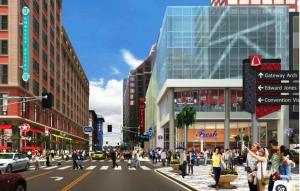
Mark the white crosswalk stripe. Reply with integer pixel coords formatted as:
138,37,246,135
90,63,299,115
86,166,96,170
140,166,151,170
44,166,58,170
100,166,109,170
128,167,136,171
114,166,122,170
57,165,72,170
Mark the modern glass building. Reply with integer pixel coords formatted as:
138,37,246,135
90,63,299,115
145,6,290,150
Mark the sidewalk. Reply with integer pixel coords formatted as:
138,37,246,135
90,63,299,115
156,165,300,191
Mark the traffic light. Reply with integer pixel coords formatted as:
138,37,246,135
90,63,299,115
242,59,256,113
42,92,53,108
107,125,112,132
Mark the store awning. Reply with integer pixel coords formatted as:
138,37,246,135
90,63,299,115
29,129,42,134
51,134,73,141
0,146,11,150
0,125,12,130
22,146,43,150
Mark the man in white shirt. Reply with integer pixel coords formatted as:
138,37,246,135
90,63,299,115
246,143,260,191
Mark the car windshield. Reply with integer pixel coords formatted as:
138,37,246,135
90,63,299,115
0,154,14,159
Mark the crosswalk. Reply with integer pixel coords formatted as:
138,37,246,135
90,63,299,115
29,165,152,172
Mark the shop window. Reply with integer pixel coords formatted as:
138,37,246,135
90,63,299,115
33,80,39,96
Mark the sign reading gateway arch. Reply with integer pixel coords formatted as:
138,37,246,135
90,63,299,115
22,6,30,82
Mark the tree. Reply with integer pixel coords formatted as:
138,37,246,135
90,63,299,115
243,135,250,147
40,134,50,150
234,135,241,148
175,106,196,148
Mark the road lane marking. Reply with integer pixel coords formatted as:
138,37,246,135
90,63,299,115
44,166,58,170
154,170,192,191
26,171,53,181
50,176,64,181
100,166,109,170
140,166,151,170
86,165,96,170
100,160,104,162
92,160,97,162
60,171,91,191
114,166,122,170
57,165,72,170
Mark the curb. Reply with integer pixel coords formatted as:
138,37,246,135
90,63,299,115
155,169,198,191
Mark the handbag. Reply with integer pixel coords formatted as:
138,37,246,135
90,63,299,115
260,161,269,185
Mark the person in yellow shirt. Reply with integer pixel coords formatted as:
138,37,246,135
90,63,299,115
211,147,225,190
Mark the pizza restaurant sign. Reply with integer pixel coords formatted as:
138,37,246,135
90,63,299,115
196,129,218,138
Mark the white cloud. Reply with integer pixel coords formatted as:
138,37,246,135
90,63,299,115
111,66,121,74
121,49,143,69
89,78,123,145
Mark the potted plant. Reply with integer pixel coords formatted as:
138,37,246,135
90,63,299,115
210,167,238,189
170,160,180,171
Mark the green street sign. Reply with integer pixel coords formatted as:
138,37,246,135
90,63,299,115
22,6,30,82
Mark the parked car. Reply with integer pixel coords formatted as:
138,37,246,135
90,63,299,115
91,151,105,160
0,153,30,173
0,171,27,191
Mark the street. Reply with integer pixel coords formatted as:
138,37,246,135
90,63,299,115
19,160,189,191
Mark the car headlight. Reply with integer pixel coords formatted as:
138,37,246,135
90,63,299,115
0,163,5,166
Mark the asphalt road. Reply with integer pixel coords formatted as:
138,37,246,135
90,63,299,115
18,160,189,191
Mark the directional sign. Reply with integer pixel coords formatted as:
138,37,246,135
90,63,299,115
50,177,64,181
257,96,299,105
256,84,299,93
22,6,30,82
256,71,299,80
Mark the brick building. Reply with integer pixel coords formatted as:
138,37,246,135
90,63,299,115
123,45,156,148
0,0,89,152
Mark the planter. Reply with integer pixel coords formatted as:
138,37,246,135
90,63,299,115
170,164,180,172
210,173,238,189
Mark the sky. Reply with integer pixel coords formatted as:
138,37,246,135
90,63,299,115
62,0,209,145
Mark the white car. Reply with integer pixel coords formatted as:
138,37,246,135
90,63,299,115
0,153,30,173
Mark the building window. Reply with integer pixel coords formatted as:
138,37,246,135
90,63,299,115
130,82,135,87
50,28,54,40
130,94,134,99
130,88,135,93
50,113,53,127
42,70,47,82
34,104,37,121
43,0,48,12
129,76,135,81
0,93,8,115
0,40,8,55
33,59,39,73
0,0,7,5
33,38,39,55
50,44,54,57
50,12,54,24
33,79,39,96
33,0,39,14
130,100,134,105
50,78,54,88
42,51,47,66
0,15,8,30
0,64,8,84
42,33,48,46
42,15,47,29
33,17,39,35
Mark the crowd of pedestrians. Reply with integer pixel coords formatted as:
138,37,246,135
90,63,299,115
146,138,297,191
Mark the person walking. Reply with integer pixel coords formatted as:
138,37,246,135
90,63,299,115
187,150,195,175
111,149,119,169
34,151,40,170
212,147,224,190
46,150,50,167
246,146,269,191
179,149,187,178
72,151,79,170
246,143,260,191
161,149,167,167
268,139,280,191
203,148,209,166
